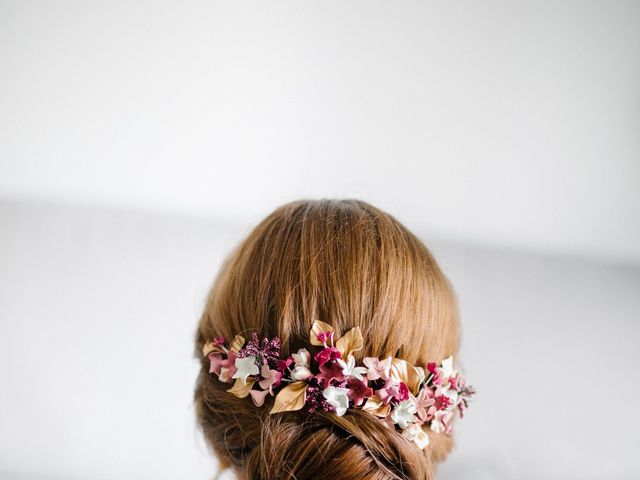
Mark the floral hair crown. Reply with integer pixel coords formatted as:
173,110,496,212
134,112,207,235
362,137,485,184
202,320,475,450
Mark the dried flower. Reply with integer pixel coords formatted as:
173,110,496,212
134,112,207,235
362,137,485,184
205,325,475,451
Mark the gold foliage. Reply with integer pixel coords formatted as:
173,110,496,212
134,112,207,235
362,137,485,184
335,326,364,358
228,378,255,398
269,381,308,414
229,335,246,352
389,358,422,394
309,320,335,346
362,394,391,417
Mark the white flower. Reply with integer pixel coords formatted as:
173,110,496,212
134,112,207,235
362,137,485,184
402,423,430,449
437,356,457,382
291,364,312,380
429,410,454,434
390,399,418,429
290,348,312,380
292,348,311,368
322,386,351,416
232,356,259,384
434,356,459,406
336,354,368,381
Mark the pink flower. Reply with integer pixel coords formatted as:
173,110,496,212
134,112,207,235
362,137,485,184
363,356,392,381
314,346,341,367
258,364,282,393
412,386,436,422
447,373,463,391
213,336,226,347
208,350,238,383
377,378,409,405
346,377,373,407
249,388,272,407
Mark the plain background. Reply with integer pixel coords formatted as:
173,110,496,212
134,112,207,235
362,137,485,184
1,1,639,479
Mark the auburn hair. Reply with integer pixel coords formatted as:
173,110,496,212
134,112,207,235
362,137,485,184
194,199,461,479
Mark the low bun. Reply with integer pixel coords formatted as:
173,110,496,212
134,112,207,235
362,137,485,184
243,409,432,480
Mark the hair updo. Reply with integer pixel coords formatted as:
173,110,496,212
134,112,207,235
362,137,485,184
194,199,461,479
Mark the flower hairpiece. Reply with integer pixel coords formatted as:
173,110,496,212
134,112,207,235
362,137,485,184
202,320,475,450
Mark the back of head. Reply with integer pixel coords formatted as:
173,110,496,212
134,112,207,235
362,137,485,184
194,199,461,479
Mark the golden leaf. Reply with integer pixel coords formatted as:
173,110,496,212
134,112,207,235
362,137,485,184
202,340,224,357
269,381,308,414
229,335,246,352
389,358,422,394
227,378,255,398
335,326,364,358
309,320,335,346
362,394,391,417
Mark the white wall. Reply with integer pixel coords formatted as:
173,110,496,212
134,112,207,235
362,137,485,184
0,199,638,480
1,1,639,265
1,1,639,479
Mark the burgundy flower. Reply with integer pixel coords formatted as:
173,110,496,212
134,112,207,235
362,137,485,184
346,377,374,406
427,362,443,387
277,357,294,373
314,346,341,367
434,393,453,410
316,360,345,388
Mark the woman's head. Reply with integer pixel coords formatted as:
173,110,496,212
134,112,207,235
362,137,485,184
194,199,461,479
